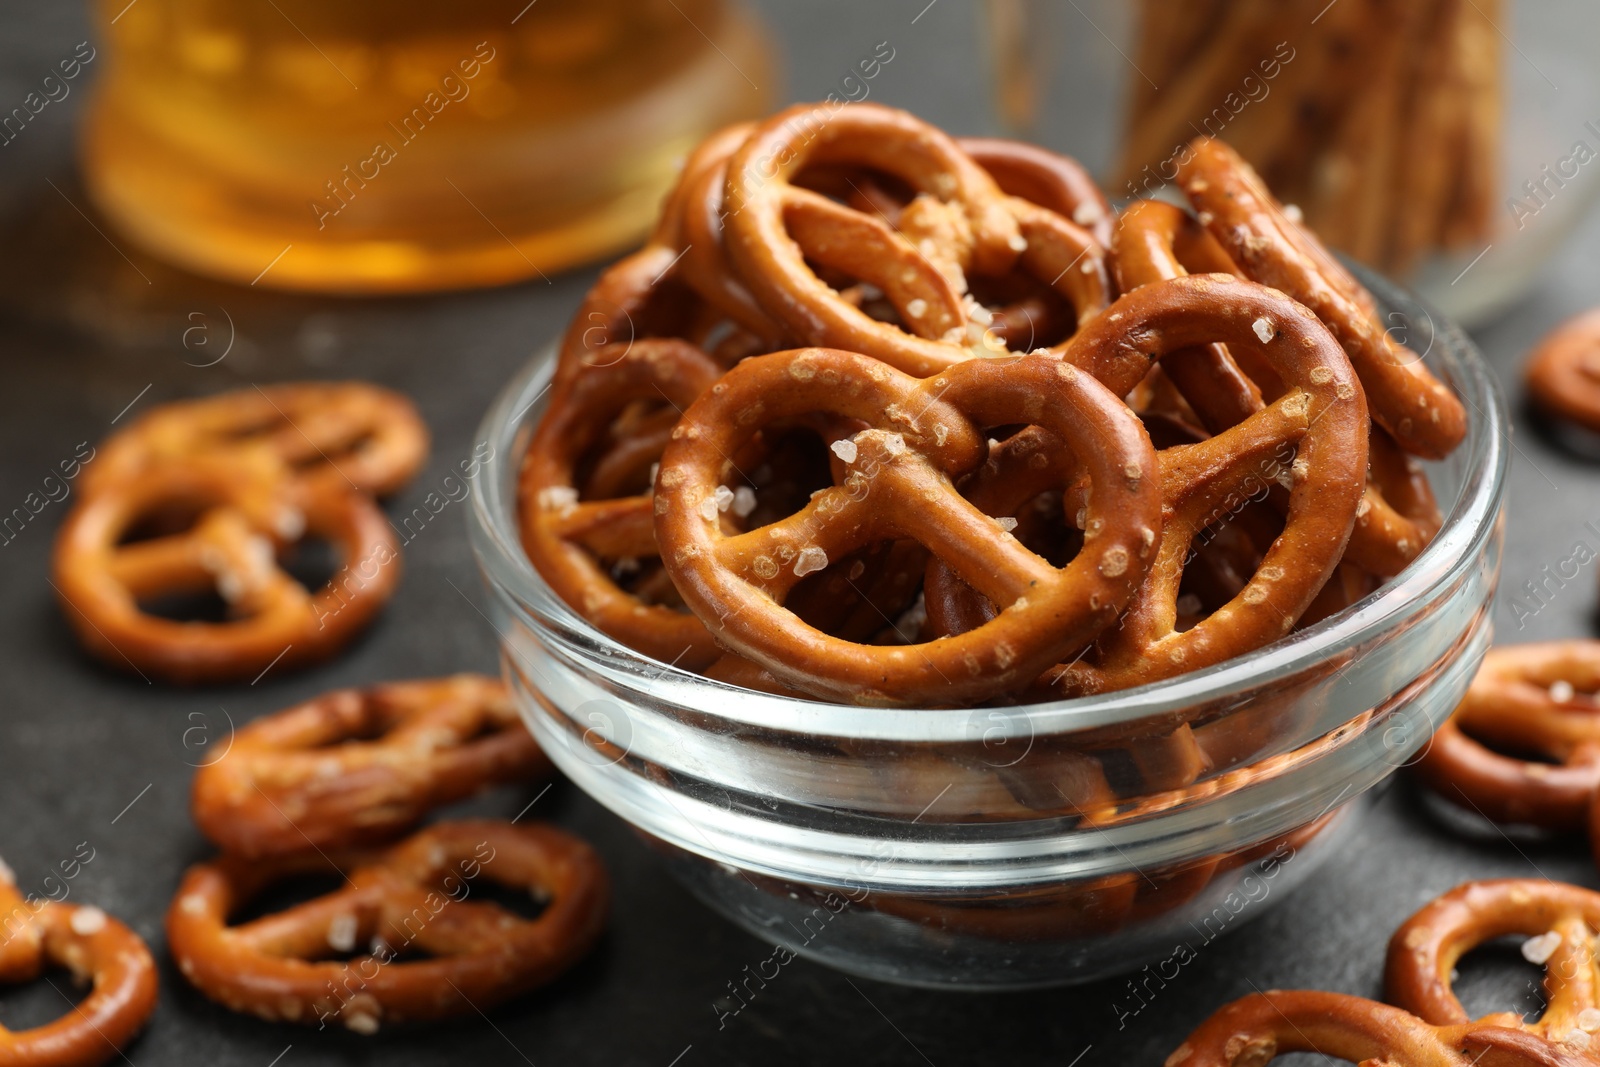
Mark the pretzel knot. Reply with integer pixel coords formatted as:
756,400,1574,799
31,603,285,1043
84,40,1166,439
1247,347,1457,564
0,873,158,1067
86,382,429,500
652,346,1162,706
1525,309,1600,435
1388,879,1600,1052
1036,274,1368,694
52,456,400,684
1167,989,1590,1067
723,103,1110,376
166,820,608,1033
192,675,550,858
1112,200,1441,580
521,338,727,668
1413,642,1600,830
1177,137,1467,460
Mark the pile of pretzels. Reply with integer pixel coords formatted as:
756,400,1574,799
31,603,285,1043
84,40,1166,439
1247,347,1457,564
519,102,1465,708
168,674,606,1035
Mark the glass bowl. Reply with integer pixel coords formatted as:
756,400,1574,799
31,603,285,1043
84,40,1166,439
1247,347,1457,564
468,269,1507,988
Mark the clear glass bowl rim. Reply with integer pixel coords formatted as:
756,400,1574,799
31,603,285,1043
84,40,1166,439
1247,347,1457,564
469,266,1508,743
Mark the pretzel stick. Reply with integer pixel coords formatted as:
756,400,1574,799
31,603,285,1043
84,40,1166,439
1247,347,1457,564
1443,0,1502,249
1220,0,1390,204
1388,0,1469,272
1303,0,1432,264
1123,0,1231,129
1111,0,1279,189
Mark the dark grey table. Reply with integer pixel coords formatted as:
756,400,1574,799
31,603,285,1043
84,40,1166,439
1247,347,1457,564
3,2,1599,1064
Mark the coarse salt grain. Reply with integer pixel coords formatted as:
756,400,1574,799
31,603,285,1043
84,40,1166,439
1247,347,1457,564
883,433,907,456
1578,1008,1600,1032
906,298,928,319
1252,317,1277,343
277,509,306,541
70,907,107,936
1523,930,1562,964
714,485,736,512
1073,203,1103,226
1283,203,1304,223
831,439,858,463
732,486,757,518
996,516,1019,532
327,913,358,953
793,546,829,578
539,486,579,512
699,497,719,521
1007,233,1028,252
1551,680,1577,703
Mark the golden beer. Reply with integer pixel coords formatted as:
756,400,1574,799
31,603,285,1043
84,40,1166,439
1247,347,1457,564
82,0,771,291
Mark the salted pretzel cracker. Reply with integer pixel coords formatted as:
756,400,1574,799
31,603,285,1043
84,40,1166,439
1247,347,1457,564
166,820,607,1032
192,675,550,857
653,346,1162,706
0,869,158,1067
1047,274,1369,694
1177,137,1467,460
1413,642,1600,830
1525,309,1600,435
725,104,1117,376
1114,199,1442,579
1167,989,1586,1067
86,382,429,500
53,455,399,684
1388,879,1600,1052
521,339,726,669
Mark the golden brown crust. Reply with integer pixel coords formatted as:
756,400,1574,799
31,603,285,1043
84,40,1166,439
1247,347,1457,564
166,820,608,1032
52,455,400,685
520,339,726,668
653,347,1162,706
1413,642,1600,830
1177,137,1466,459
1169,989,1591,1067
1388,879,1600,1047
85,382,429,500
0,873,159,1067
192,675,550,857
1049,274,1368,695
1525,310,1600,435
